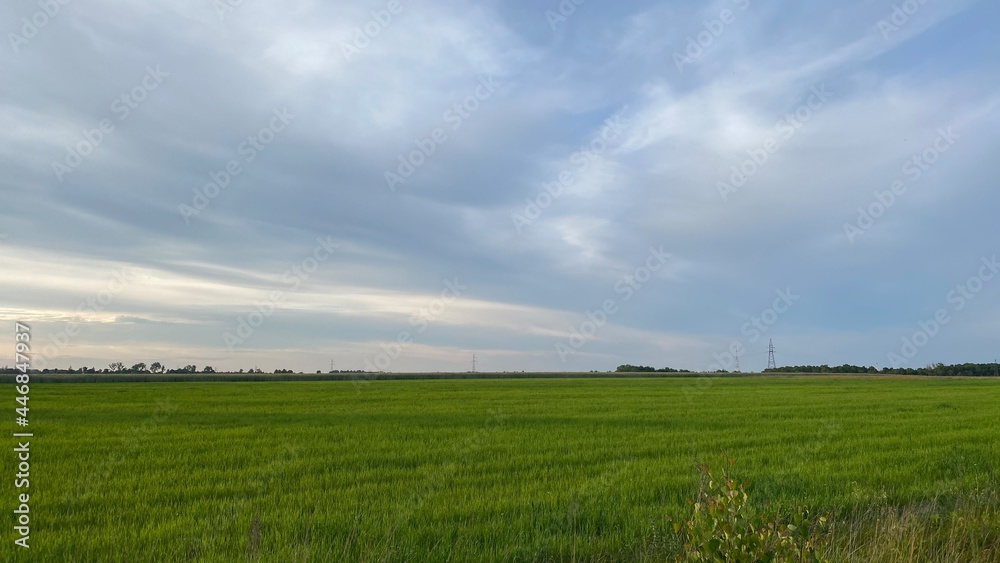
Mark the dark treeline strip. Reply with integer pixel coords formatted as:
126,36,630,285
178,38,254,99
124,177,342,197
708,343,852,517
764,362,1000,376
0,371,744,383
615,364,691,373
3,363,997,383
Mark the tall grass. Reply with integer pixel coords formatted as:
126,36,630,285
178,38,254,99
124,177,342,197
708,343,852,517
825,488,1000,562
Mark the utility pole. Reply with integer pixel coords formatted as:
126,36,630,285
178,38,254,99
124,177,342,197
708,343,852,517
766,340,776,371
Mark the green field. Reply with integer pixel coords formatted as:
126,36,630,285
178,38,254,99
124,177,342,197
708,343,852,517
5,376,1000,561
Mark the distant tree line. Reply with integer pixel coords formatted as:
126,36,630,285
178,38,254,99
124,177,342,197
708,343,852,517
616,365,692,373
764,362,1000,377
0,365,374,375
612,362,1000,376
4,362,997,377
0,362,217,374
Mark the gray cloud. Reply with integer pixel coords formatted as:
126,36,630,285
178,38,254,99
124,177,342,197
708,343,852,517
2,0,999,372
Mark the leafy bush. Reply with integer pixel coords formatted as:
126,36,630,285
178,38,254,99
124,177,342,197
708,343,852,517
673,457,830,562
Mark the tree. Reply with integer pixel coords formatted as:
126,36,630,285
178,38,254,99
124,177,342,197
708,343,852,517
202,366,215,373
183,365,197,373
150,362,163,374
130,362,147,373
109,362,125,372
616,364,655,372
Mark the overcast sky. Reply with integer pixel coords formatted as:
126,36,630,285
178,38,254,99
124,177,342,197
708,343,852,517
2,0,998,373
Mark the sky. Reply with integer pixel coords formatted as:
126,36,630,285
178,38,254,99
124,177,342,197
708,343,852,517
2,0,998,373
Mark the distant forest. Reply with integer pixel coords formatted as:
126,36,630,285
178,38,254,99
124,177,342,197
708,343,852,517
2,362,997,377
617,363,1000,376
764,363,1000,376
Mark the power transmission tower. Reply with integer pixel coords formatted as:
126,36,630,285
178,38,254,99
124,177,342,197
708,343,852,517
472,354,478,372
766,340,776,371
734,352,741,373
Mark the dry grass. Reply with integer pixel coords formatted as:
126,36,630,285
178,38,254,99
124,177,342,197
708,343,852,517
825,489,1000,562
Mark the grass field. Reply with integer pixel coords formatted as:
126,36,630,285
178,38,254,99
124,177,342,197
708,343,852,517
4,376,1000,561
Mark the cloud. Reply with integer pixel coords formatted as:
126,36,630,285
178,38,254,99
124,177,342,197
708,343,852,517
2,0,998,371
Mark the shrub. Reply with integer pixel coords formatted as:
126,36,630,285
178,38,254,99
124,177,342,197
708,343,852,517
673,457,830,562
